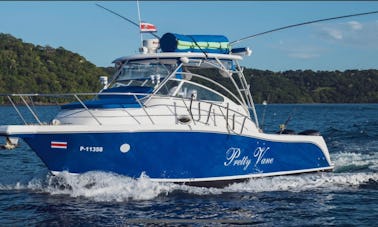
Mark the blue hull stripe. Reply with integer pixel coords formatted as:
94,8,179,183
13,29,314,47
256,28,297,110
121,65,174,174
21,131,331,180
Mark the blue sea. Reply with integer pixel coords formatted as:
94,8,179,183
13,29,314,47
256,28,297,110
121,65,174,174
0,104,377,226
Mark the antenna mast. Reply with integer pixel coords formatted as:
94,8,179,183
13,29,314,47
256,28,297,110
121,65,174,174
136,0,143,47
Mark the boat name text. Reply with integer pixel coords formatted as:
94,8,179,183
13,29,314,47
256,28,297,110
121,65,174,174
254,146,273,165
224,148,251,171
79,146,103,153
224,146,274,170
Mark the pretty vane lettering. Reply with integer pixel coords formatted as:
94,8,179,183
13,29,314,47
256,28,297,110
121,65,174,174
254,146,274,166
224,148,251,171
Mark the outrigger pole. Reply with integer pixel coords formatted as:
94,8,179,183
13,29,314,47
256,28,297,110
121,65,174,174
95,3,160,39
231,10,378,45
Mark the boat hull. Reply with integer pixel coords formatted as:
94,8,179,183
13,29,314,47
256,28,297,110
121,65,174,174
11,129,333,186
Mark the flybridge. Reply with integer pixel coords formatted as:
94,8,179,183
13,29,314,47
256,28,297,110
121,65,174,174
138,32,252,57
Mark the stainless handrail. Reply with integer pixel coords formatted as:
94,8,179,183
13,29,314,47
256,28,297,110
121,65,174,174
1,92,252,134
19,95,42,125
133,94,154,125
7,96,27,125
73,94,102,126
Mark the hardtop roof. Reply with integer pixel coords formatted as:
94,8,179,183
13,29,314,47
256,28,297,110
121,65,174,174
112,52,243,64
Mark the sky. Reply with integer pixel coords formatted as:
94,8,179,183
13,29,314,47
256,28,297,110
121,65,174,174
0,1,377,71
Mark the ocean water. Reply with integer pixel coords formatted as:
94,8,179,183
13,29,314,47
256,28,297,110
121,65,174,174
0,104,377,226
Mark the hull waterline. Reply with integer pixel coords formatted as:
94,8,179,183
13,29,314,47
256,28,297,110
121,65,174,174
2,125,333,187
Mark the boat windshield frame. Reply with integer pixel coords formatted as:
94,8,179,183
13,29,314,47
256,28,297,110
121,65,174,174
107,60,177,89
111,52,259,127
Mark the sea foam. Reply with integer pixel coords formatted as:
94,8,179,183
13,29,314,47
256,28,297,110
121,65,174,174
0,151,376,202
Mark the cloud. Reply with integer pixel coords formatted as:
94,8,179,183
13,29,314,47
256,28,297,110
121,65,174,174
315,20,378,49
269,20,377,61
288,52,320,59
323,28,343,40
274,41,323,60
347,21,363,30
286,45,323,59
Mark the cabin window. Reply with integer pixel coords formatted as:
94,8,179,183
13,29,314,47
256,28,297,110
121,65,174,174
156,80,181,96
175,82,224,102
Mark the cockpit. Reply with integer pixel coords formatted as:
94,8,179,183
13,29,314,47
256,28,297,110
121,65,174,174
109,61,175,89
106,59,225,103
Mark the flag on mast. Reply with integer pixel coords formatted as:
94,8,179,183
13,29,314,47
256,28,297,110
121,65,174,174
140,22,157,33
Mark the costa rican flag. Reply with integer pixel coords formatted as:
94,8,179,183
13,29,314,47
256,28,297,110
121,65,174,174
140,22,157,33
51,141,67,149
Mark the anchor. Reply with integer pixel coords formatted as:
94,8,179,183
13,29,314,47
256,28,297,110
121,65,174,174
1,137,19,150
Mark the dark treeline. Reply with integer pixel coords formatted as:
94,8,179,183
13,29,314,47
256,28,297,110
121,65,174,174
1,33,377,104
245,69,378,103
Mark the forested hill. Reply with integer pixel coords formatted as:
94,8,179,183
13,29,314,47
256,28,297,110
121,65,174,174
0,33,105,94
1,33,378,103
245,69,378,103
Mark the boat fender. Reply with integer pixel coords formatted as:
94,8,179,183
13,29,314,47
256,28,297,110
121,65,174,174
180,57,189,64
51,119,61,125
298,129,321,136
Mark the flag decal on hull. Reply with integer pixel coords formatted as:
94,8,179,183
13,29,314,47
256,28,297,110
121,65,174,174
51,141,67,149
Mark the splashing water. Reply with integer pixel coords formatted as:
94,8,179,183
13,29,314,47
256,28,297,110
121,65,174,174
0,133,377,202
1,168,376,203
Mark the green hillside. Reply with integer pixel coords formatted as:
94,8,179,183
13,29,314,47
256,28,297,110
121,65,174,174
246,69,378,103
1,33,377,103
0,33,106,95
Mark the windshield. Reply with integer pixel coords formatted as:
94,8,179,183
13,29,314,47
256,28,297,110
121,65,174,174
110,61,176,88
157,79,224,102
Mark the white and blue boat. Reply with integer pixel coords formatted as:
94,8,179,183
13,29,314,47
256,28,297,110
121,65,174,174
0,32,333,187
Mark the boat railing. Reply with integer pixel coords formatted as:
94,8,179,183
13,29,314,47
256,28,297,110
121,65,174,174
183,94,250,134
1,92,252,135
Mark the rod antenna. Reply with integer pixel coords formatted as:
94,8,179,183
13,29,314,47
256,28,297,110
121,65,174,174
136,0,143,47
230,10,378,46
